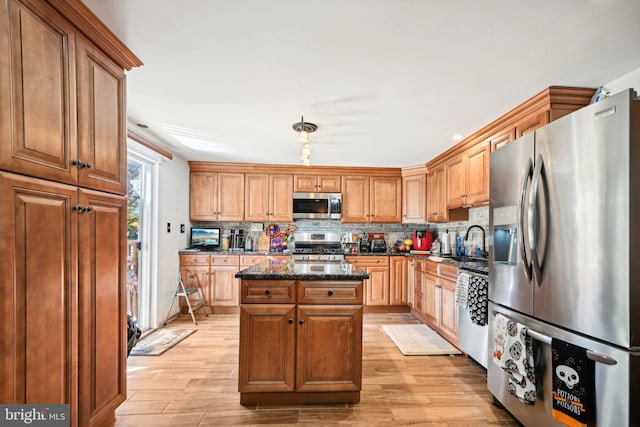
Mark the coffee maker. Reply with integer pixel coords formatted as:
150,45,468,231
412,230,432,251
230,229,244,251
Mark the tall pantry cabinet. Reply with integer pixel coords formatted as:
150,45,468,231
0,1,141,426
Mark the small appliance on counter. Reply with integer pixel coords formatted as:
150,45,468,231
230,228,244,251
412,230,432,251
367,232,387,253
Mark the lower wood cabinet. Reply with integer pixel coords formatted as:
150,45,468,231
179,254,240,309
238,279,363,404
390,256,407,305
0,172,127,427
412,258,459,346
345,256,389,306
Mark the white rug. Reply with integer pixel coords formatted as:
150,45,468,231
381,324,461,356
130,328,196,356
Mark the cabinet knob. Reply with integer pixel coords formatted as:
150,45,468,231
327,290,334,296
71,159,82,167
299,319,304,325
288,319,293,324
82,162,92,169
265,289,271,295
72,205,82,211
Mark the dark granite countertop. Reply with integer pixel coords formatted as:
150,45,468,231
235,260,369,280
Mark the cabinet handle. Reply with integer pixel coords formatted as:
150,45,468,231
83,206,92,213
82,162,92,169
299,319,304,325
265,289,271,295
288,319,293,324
72,204,83,212
327,290,334,296
71,159,82,167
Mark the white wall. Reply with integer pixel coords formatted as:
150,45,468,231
153,153,191,327
605,66,640,95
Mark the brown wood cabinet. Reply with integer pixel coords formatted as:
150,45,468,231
0,2,139,425
412,259,459,345
179,254,240,309
446,142,490,209
402,170,427,223
244,173,293,222
293,174,341,192
190,171,244,221
427,165,449,222
346,256,389,306
238,279,363,404
406,257,415,308
390,256,407,305
342,175,402,223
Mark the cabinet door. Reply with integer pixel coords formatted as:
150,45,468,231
244,173,269,221
489,128,516,152
317,174,341,192
434,166,448,222
426,170,437,222
389,257,406,305
341,176,369,223
365,266,390,306
516,110,548,138
239,304,296,392
0,172,78,406
211,266,240,306
293,174,317,192
296,305,362,392
217,172,244,221
422,273,439,325
269,174,293,222
370,176,402,223
1,0,78,186
446,156,465,209
76,35,126,194
465,143,489,205
439,278,458,344
406,258,415,307
190,172,217,220
402,174,426,223
77,188,127,427
180,265,210,306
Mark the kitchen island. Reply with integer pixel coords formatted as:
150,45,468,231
235,259,369,405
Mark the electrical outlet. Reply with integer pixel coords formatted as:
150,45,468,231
167,222,171,233
180,224,185,233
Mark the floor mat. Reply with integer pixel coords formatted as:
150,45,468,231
381,324,461,356
130,328,196,356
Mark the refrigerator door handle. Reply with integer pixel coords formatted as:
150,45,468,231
528,154,544,287
518,157,533,283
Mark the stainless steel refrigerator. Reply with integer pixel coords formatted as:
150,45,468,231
488,89,640,426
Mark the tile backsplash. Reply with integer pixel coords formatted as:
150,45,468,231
192,205,489,253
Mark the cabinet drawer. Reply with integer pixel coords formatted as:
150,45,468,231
439,264,458,281
297,281,363,304
345,256,389,267
212,255,240,266
240,255,266,266
424,260,438,275
180,254,210,266
241,280,296,303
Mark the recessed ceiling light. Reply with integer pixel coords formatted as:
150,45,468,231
452,134,464,141
136,123,149,129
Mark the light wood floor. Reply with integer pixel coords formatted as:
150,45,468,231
116,313,519,426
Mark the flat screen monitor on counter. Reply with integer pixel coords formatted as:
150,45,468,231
190,227,220,249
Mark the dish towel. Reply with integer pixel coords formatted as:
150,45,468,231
455,272,470,307
551,338,594,427
467,274,488,326
492,313,537,405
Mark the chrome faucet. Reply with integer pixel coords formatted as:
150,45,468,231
465,225,486,257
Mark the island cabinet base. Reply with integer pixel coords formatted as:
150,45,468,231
240,391,360,405
237,276,365,405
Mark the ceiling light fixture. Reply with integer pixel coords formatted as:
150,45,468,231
292,116,317,166
452,133,464,141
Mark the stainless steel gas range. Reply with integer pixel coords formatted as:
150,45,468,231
291,231,344,261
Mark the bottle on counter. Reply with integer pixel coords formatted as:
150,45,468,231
221,235,230,251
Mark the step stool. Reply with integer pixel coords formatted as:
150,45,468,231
164,269,209,325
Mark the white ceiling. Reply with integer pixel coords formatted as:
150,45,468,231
84,0,640,168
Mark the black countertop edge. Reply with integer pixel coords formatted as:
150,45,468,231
235,272,370,280
235,260,370,280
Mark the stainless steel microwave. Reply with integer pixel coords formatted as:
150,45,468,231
292,192,342,220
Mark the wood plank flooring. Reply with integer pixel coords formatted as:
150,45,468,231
116,313,519,426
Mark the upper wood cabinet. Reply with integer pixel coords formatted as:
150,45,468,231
190,171,244,221
245,173,293,222
342,175,402,223
402,171,427,223
293,174,341,192
0,0,129,195
446,142,490,209
427,165,448,222
490,110,549,152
